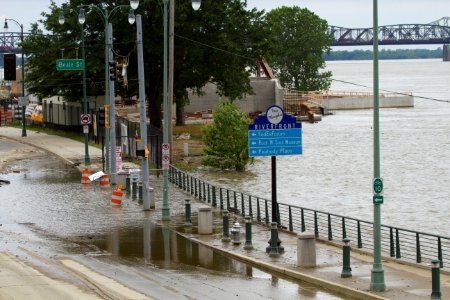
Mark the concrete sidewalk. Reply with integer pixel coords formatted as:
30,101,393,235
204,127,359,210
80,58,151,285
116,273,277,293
1,125,449,299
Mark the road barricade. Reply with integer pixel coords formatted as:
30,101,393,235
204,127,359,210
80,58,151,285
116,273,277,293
81,169,91,185
100,174,110,189
111,186,124,205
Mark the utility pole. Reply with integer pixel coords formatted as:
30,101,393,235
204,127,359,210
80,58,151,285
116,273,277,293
136,14,151,209
108,23,117,185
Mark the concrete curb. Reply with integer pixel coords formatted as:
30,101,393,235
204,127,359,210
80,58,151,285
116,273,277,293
177,232,387,300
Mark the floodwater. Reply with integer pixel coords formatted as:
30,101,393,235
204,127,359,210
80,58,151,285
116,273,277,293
193,59,450,236
0,153,342,299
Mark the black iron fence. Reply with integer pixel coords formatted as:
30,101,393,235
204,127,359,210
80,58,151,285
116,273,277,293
169,165,450,270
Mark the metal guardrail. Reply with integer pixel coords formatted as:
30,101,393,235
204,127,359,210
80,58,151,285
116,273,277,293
169,165,450,270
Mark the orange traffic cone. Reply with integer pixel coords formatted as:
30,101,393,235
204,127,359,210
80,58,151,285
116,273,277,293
111,185,124,205
81,169,91,185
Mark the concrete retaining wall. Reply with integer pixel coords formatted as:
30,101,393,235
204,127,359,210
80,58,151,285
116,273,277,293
322,95,414,110
185,78,280,114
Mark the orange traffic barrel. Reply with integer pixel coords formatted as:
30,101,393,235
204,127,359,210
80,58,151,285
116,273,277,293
100,174,110,189
81,169,91,185
111,185,123,205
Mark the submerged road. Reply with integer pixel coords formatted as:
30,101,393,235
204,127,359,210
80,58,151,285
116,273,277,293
0,134,340,299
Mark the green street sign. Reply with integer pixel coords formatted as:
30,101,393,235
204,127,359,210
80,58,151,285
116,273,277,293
56,59,84,71
373,195,384,204
373,177,383,194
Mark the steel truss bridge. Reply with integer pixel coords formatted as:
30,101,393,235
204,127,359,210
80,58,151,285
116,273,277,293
0,32,31,53
329,17,450,46
2,18,450,52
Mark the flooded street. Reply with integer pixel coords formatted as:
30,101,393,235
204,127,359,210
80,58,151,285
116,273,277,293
0,148,342,299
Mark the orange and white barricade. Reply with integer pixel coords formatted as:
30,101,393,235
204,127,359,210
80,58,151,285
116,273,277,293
81,169,91,185
100,174,110,189
111,185,124,205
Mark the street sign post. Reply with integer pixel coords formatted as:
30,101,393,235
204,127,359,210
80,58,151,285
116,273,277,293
56,59,84,71
248,105,302,256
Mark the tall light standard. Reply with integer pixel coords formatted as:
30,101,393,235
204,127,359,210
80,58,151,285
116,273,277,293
370,0,386,292
4,18,26,137
59,1,136,184
163,0,201,221
58,11,90,166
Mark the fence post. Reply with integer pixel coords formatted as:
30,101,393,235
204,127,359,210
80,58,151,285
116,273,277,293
203,182,206,201
265,200,269,224
212,186,217,207
194,178,197,197
396,228,401,259
233,191,237,210
357,220,362,248
438,237,443,268
220,188,224,210
342,217,346,239
226,190,230,209
416,233,422,263
248,196,253,217
191,177,194,195
241,193,245,216
288,206,293,232
183,173,186,191
277,203,281,226
207,184,211,203
327,214,332,241
187,174,190,193
390,227,395,257
257,198,261,222
301,208,305,232
314,211,319,238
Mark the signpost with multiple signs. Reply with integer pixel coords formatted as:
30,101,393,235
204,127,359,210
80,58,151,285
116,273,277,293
248,105,302,255
162,143,170,170
373,177,384,204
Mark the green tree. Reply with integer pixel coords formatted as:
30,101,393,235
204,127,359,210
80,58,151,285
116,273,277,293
265,6,332,91
202,101,250,171
22,0,266,128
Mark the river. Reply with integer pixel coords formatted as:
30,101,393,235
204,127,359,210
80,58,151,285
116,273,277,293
194,59,450,236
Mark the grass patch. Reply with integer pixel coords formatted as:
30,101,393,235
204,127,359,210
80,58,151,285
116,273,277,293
173,124,205,140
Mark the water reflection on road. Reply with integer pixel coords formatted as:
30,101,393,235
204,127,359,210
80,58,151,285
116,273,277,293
0,152,342,299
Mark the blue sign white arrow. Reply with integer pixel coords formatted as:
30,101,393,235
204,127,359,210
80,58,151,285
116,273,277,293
248,105,302,157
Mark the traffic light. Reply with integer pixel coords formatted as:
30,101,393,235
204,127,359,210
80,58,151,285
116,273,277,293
4,54,17,81
109,61,116,81
116,61,124,86
98,107,105,127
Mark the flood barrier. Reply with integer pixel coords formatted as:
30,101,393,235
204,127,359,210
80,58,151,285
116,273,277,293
169,165,450,271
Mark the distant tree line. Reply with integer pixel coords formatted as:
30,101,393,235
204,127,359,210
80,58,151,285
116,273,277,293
324,48,442,61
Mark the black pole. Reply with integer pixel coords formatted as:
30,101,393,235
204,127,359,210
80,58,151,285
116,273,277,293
271,155,277,223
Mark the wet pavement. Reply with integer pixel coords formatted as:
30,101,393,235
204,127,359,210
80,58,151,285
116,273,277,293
1,126,450,299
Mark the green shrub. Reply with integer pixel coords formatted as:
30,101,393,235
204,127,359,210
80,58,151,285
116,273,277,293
202,102,251,171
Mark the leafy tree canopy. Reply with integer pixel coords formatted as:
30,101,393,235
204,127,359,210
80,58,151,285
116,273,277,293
202,101,251,171
22,0,267,128
265,6,332,91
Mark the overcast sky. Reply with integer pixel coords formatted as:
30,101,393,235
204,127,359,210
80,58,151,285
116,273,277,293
1,0,449,32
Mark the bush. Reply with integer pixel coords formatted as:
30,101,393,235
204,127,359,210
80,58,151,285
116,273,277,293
202,102,251,171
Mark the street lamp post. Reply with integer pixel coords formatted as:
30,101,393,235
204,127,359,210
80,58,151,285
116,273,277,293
370,0,386,292
163,0,201,221
59,13,90,166
4,18,26,137
59,1,136,184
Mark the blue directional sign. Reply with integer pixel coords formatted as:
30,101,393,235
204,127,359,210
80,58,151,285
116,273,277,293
248,105,302,157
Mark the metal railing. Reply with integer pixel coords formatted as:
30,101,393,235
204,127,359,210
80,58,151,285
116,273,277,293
169,165,450,270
